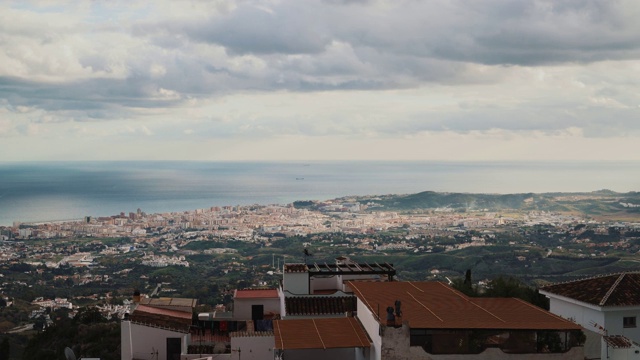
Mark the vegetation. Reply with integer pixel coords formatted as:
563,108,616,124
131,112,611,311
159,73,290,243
22,308,120,360
1,189,640,358
355,190,640,219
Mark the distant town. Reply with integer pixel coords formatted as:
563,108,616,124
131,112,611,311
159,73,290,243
1,190,640,359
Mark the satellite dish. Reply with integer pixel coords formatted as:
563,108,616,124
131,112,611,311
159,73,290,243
64,347,77,360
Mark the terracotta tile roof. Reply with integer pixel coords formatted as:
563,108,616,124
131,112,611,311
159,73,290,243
348,281,580,331
603,335,637,349
230,331,273,338
133,304,193,320
540,272,640,307
235,289,279,299
274,317,370,350
285,296,356,316
284,264,308,273
129,304,193,331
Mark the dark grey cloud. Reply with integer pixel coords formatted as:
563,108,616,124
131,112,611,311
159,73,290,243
0,76,180,118
140,0,640,92
333,0,640,65
178,4,332,55
3,0,640,140
15,1,640,99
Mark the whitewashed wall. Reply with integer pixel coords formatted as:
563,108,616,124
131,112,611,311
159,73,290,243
605,342,640,360
356,298,382,360
230,334,275,360
546,296,604,330
309,275,339,293
234,298,281,320
121,321,189,360
604,307,640,342
283,272,309,295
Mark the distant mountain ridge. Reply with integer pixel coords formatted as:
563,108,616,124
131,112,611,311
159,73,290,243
345,190,640,216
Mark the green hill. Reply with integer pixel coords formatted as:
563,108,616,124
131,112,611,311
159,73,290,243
358,190,640,218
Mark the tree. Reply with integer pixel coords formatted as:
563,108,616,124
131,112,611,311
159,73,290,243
451,269,477,296
75,307,105,325
23,311,120,360
485,276,549,309
33,316,46,332
464,269,472,286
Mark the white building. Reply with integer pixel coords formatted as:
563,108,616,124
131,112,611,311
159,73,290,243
232,289,281,324
281,257,396,296
121,297,196,360
122,258,586,360
540,272,640,360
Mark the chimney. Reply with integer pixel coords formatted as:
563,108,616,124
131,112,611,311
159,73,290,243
386,306,395,326
395,300,402,318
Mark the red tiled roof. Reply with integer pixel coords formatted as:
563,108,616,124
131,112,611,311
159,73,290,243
285,296,356,316
130,304,193,331
348,281,580,330
133,304,192,320
603,335,636,349
540,272,640,307
274,317,370,350
235,289,279,299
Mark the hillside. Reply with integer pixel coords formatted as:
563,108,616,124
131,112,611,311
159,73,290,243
354,190,640,218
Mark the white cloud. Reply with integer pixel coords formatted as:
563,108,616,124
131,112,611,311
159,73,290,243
0,0,639,161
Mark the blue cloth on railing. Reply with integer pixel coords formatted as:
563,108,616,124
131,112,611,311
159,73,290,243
255,319,273,331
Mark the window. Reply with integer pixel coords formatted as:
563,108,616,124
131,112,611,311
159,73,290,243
410,329,428,346
624,316,636,328
410,329,435,353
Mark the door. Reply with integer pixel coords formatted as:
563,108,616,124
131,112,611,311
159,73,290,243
251,304,264,331
166,338,181,360
251,304,264,320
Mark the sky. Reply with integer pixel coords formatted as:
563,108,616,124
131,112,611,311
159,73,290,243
1,0,639,162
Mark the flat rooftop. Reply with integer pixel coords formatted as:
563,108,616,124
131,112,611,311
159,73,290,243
139,297,197,308
308,261,395,276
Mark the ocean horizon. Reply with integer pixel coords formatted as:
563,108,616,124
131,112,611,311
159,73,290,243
1,160,639,226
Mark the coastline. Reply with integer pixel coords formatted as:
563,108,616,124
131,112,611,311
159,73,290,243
1,160,639,226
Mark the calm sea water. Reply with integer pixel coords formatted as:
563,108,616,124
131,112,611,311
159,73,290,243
0,161,638,226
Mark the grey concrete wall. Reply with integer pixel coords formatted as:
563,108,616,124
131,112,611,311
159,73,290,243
279,348,356,360
422,347,584,360
378,323,584,360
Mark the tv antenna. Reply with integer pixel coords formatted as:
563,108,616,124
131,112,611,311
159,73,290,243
64,347,77,360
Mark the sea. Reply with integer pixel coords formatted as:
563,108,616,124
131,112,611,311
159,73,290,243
0,161,639,226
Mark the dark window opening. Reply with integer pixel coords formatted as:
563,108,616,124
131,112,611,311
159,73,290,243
408,329,582,355
624,317,636,328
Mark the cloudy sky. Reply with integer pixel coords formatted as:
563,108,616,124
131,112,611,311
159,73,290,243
1,0,639,161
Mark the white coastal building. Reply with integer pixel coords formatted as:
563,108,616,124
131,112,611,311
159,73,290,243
540,272,640,360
